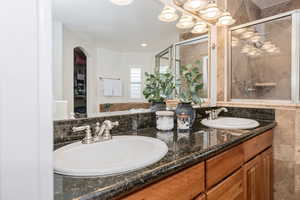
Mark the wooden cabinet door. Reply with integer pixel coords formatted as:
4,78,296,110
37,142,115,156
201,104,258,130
206,145,244,189
243,148,273,200
261,148,273,200
121,162,205,200
207,169,244,200
194,194,206,200
243,155,263,200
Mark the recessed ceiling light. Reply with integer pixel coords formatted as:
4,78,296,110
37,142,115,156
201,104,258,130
110,0,134,6
141,43,148,47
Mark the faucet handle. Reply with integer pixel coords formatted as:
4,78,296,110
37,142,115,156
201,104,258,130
205,110,214,120
205,110,212,114
72,125,93,144
112,121,119,127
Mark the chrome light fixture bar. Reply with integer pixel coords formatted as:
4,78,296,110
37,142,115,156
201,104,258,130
158,0,236,34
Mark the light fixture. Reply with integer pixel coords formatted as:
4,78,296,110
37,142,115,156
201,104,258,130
231,37,239,47
241,29,255,39
217,11,236,26
110,0,134,6
184,0,208,11
250,33,261,43
141,43,148,47
200,1,222,20
191,21,208,34
176,14,195,29
158,6,179,22
157,0,236,32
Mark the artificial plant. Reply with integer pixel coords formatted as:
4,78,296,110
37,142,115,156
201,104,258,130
143,71,175,103
179,60,204,105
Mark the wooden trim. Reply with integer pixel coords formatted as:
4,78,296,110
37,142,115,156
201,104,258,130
207,169,244,200
121,162,205,200
243,130,273,162
261,148,273,200
195,194,206,200
206,144,244,189
99,102,150,112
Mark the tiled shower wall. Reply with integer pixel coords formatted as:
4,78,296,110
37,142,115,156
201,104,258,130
217,0,300,199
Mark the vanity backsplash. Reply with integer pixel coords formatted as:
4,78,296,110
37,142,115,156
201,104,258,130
53,107,275,148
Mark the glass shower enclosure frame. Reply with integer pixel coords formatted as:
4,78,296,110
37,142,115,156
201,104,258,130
155,34,213,103
227,10,300,104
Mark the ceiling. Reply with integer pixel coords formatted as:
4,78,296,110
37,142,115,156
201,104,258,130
251,0,291,9
53,0,180,52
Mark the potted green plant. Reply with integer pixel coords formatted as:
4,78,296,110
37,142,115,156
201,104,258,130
176,60,204,125
143,71,175,111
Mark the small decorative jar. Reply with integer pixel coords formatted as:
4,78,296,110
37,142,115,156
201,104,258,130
177,113,191,131
156,111,174,131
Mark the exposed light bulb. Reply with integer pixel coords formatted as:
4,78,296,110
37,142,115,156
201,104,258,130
110,0,134,6
241,29,255,39
176,14,195,29
141,43,148,47
200,2,221,20
184,0,208,11
191,21,208,34
158,6,179,22
217,12,236,26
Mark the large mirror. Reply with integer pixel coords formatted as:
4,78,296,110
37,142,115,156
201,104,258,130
52,0,210,120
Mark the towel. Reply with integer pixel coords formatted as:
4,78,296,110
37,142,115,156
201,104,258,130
103,79,113,96
112,80,122,96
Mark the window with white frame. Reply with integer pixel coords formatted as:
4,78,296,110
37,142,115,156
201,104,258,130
130,67,142,98
159,65,169,74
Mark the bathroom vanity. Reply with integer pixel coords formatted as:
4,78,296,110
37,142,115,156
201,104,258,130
121,130,273,200
54,107,275,200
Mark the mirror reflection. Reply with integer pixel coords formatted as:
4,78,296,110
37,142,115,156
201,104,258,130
52,0,210,120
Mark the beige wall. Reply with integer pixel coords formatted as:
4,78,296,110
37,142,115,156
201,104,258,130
217,0,300,199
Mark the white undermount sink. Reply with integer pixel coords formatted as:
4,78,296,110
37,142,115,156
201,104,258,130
201,117,259,130
54,136,168,177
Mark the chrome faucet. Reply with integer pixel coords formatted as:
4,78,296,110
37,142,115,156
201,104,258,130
72,120,119,144
205,107,228,120
72,125,94,144
214,107,228,118
94,120,119,142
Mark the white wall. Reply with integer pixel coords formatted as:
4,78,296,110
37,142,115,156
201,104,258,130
52,21,64,100
54,26,157,115
0,0,53,199
62,27,98,114
97,48,155,104
53,24,175,115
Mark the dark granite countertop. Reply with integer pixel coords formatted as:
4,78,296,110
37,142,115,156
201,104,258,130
54,120,276,200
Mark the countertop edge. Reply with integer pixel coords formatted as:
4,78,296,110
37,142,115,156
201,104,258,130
74,122,276,200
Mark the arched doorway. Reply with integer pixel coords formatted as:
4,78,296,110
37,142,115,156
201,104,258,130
73,47,87,118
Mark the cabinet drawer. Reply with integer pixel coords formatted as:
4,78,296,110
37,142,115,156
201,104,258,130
207,168,244,200
243,130,273,162
206,145,244,189
121,162,205,200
